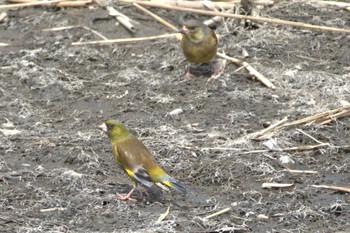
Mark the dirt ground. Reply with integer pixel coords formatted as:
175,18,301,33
1,0,350,232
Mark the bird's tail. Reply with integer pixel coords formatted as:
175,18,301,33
149,167,186,194
161,174,187,194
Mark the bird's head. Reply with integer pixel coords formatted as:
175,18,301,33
178,20,206,43
99,120,130,141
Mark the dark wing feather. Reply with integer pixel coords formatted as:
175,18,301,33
131,167,154,188
116,137,157,188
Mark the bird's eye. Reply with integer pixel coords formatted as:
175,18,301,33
107,124,114,130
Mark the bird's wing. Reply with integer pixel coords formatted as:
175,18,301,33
115,137,187,194
115,138,156,188
210,29,218,46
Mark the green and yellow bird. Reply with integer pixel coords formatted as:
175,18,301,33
178,19,218,77
99,120,186,201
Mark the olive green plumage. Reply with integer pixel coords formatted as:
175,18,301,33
99,120,186,200
179,19,218,64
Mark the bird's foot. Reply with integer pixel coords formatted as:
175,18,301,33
206,59,226,84
140,186,150,197
116,188,137,202
184,71,194,78
184,66,194,78
117,193,137,202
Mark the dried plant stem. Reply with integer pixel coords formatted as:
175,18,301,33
296,129,323,144
262,183,294,188
0,0,92,9
43,25,108,40
57,0,92,7
283,169,318,174
203,207,231,220
7,0,36,2
126,1,350,33
278,105,350,129
283,143,330,151
40,207,67,212
250,117,288,140
0,0,63,9
72,33,177,45
133,3,178,32
81,26,108,40
316,108,350,125
132,3,182,41
107,6,136,33
121,0,240,9
311,184,350,193
0,12,7,22
239,105,350,142
312,0,350,11
217,52,276,89
201,142,329,153
156,206,170,223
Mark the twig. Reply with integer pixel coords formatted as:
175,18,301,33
106,6,136,33
121,0,275,9
334,144,350,150
133,2,182,41
7,0,36,2
217,52,276,89
283,168,318,174
43,25,108,40
42,25,80,31
0,0,63,9
0,0,92,9
311,184,350,193
40,207,67,212
56,0,92,7
0,43,9,47
71,33,177,45
203,207,231,220
204,15,225,27
311,0,350,11
202,142,329,153
262,183,294,188
81,26,108,40
156,206,170,224
277,105,350,129
243,143,329,153
249,117,288,140
133,3,178,32
315,108,350,125
127,1,350,33
0,12,7,22
122,0,240,9
296,129,323,144
238,105,350,143
281,143,330,151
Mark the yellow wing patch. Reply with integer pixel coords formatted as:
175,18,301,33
162,181,172,187
124,168,134,178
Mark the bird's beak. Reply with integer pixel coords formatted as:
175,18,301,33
178,25,189,35
98,123,107,132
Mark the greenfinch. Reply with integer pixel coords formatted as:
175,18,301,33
178,19,218,77
99,120,186,201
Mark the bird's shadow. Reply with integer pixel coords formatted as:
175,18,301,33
188,62,213,77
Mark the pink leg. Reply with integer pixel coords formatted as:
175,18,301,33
139,186,149,197
184,65,194,78
206,60,226,84
117,188,137,202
